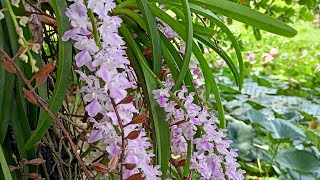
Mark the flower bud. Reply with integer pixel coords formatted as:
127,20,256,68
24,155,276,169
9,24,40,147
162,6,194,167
11,0,20,7
31,59,39,73
32,43,41,54
18,38,24,46
0,11,4,20
19,53,28,63
16,27,23,37
19,16,29,27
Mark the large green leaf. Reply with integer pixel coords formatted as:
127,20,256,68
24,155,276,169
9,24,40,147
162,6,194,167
276,149,320,173
189,0,297,37
288,170,318,180
227,118,254,157
306,130,320,151
24,0,73,150
246,109,306,141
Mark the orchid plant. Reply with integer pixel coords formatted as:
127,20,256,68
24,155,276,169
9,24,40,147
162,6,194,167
0,0,297,179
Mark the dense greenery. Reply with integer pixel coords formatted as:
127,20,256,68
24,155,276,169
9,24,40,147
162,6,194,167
209,17,320,179
0,0,319,179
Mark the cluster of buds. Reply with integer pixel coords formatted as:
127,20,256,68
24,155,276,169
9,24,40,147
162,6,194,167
1,0,40,72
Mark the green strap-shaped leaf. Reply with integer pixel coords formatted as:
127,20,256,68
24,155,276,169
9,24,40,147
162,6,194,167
120,25,170,180
148,1,244,89
0,3,37,176
24,0,72,150
161,40,180,79
0,137,20,179
172,0,193,92
159,33,200,104
0,11,15,144
189,4,244,90
189,0,297,37
194,34,240,86
148,4,226,128
0,145,12,180
114,8,200,104
10,99,35,175
147,0,297,37
137,0,162,77
178,21,214,37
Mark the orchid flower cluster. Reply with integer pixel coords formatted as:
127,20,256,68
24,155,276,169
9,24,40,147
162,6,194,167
156,10,245,180
63,0,161,179
153,83,245,180
63,0,244,179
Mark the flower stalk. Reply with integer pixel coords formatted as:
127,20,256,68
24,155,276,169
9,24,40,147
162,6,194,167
4,0,38,72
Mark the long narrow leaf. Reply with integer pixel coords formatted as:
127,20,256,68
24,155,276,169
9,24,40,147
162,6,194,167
161,40,180,79
137,0,162,76
120,25,170,180
146,0,297,37
189,0,297,37
194,34,240,86
0,137,20,179
115,9,200,104
148,4,226,128
172,0,193,92
24,0,73,150
0,145,13,180
0,12,15,143
189,4,244,89
159,33,200,104
146,1,244,89
0,4,36,176
10,100,35,175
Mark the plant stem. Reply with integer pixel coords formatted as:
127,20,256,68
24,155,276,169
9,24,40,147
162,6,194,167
110,96,125,180
1,51,92,180
4,0,35,71
87,9,102,48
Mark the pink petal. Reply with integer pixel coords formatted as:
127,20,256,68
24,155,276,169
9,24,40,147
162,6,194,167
109,87,127,99
85,100,102,117
75,49,91,67
96,68,111,83
88,129,103,143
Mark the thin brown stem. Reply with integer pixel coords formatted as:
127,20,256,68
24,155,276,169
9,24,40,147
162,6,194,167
109,96,125,180
1,52,92,180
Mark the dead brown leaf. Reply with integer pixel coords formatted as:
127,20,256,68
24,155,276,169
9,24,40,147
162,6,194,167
127,173,144,180
26,158,45,165
107,155,119,170
118,94,134,105
126,130,140,140
2,57,16,73
130,114,148,125
22,88,40,106
92,162,109,173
